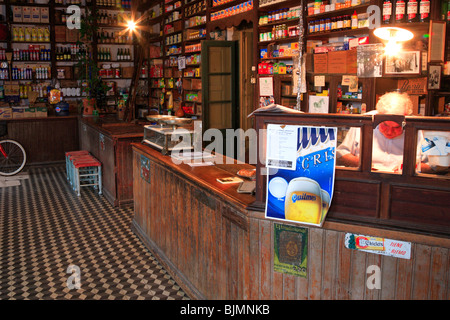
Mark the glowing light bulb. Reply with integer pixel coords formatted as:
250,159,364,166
127,20,136,32
384,41,402,56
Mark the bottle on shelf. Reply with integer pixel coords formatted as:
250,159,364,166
382,0,393,24
395,0,406,23
419,0,430,22
407,0,419,22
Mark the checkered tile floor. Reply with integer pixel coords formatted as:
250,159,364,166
0,165,189,300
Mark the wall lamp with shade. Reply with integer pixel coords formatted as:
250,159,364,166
373,26,414,56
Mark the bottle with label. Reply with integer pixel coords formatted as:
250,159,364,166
395,0,406,23
383,0,393,24
351,11,358,29
419,0,430,22
407,0,419,22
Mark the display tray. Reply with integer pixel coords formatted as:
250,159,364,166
143,124,194,155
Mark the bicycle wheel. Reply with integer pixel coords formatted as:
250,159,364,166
0,140,27,176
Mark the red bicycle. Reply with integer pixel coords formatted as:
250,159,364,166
0,123,26,176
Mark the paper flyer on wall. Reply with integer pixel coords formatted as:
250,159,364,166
265,124,337,227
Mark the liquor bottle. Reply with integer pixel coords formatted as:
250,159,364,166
117,48,122,61
419,0,430,22
395,0,406,23
383,0,393,24
407,0,419,22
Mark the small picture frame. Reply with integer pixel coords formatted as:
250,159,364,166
427,64,442,90
384,51,421,75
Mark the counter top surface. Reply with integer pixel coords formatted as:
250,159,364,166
132,142,257,210
80,115,145,138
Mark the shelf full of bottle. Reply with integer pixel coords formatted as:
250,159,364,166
11,46,51,62
96,9,133,27
97,47,133,61
96,0,132,10
96,29,133,44
0,65,51,81
11,26,51,43
55,44,83,61
381,0,432,24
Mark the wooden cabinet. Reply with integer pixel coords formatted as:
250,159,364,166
79,117,143,207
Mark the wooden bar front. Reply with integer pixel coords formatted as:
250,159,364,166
4,116,79,164
132,138,450,300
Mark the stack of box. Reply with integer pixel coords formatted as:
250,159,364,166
12,6,49,23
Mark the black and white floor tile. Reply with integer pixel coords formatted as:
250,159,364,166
0,164,189,300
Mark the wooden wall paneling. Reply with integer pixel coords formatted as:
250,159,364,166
395,247,414,299
308,228,324,300
429,247,449,300
411,244,432,299
336,232,351,299
322,230,339,299
259,219,272,299
248,218,260,299
380,255,398,300
364,251,381,300
349,249,367,299
241,210,251,300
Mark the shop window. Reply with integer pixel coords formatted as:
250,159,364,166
416,130,450,177
335,126,361,169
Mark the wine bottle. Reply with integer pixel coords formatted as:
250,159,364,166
383,0,393,24
395,0,406,23
407,0,419,22
419,0,430,22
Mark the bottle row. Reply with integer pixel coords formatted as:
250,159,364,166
309,11,365,34
96,10,132,25
13,47,51,61
258,7,302,25
307,0,366,16
260,24,300,41
56,45,83,61
2,66,52,80
12,27,51,43
96,30,133,44
98,48,132,61
96,0,131,9
55,0,84,5
382,0,431,24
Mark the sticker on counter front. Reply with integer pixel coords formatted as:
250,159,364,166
265,125,337,227
345,233,411,259
140,155,150,183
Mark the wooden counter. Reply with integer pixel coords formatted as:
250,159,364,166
131,143,450,300
79,116,144,207
4,115,79,164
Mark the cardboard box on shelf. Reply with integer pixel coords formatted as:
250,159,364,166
12,6,22,22
191,78,202,90
12,107,25,119
35,106,48,118
23,108,36,118
22,7,32,23
327,50,357,74
66,28,79,42
31,7,41,23
40,7,49,23
122,67,134,78
314,53,328,74
0,107,12,119
54,26,66,42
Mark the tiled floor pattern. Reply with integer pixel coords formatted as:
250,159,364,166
0,165,190,300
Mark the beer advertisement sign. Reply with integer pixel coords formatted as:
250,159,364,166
265,124,337,227
345,233,411,259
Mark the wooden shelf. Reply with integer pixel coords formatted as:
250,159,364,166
306,27,369,39
306,3,371,20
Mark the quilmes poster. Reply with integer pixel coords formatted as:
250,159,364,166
265,124,337,227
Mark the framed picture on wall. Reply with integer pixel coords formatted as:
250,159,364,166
427,65,442,90
428,21,446,63
384,51,421,75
